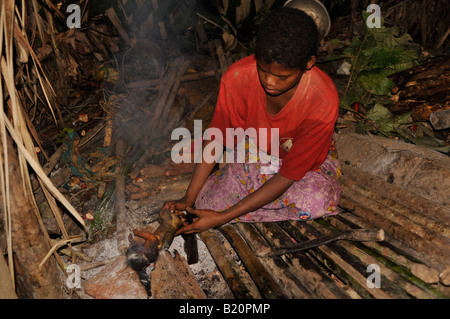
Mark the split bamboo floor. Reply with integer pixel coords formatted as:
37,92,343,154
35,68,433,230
201,207,449,299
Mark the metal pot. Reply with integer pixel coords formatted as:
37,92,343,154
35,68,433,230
284,0,331,39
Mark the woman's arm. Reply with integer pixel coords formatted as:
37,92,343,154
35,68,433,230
165,139,222,211
222,172,294,220
176,172,295,234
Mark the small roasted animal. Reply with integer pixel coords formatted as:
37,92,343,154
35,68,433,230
125,209,187,294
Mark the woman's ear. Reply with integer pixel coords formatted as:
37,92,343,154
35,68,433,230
306,56,316,70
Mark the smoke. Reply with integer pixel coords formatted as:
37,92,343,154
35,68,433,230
105,0,200,167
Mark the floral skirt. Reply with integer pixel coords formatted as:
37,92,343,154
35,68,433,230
195,142,342,223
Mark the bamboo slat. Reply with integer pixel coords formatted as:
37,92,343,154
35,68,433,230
220,224,289,299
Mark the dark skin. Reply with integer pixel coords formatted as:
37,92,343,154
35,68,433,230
164,56,316,235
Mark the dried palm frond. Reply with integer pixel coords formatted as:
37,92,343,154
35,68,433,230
0,0,14,288
0,0,86,287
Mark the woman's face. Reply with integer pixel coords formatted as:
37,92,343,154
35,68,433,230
256,59,304,97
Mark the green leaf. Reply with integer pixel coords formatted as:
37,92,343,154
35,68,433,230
365,103,392,123
362,46,403,69
366,104,411,135
348,37,362,50
330,38,342,45
378,112,411,134
357,70,395,95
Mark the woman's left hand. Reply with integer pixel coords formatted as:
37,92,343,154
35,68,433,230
176,207,229,235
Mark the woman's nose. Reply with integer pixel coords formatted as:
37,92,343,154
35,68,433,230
264,74,277,88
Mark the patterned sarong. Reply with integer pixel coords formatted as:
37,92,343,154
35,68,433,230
195,139,341,223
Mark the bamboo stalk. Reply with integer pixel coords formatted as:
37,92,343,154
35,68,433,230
330,213,450,298
310,219,447,299
220,224,288,299
340,174,450,236
339,191,450,266
235,222,311,299
154,209,184,251
330,213,427,269
253,222,354,299
199,229,261,299
126,209,185,278
278,220,392,299
337,209,450,274
311,221,438,299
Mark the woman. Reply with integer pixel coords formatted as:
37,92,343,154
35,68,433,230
165,7,341,235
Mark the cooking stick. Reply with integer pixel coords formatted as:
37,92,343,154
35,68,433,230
265,228,385,257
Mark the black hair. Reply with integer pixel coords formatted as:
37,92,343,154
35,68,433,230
255,7,319,71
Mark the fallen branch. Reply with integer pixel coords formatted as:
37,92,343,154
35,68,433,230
79,258,116,271
39,235,84,268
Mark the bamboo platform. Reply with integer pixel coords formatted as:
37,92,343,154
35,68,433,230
141,172,450,299
193,131,450,299
200,207,449,299
129,130,450,299
194,132,450,299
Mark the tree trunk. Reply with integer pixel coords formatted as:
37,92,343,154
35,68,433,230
5,136,62,298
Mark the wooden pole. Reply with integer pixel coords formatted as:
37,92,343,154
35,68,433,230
199,229,261,299
267,228,384,257
220,224,288,299
115,139,128,253
5,136,62,298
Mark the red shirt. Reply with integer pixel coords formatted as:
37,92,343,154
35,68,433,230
207,55,339,181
